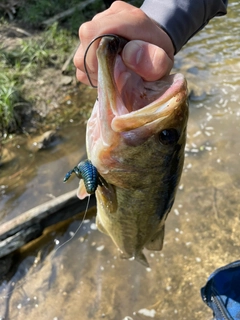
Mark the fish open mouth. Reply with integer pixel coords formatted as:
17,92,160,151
114,56,186,114
87,35,188,152
96,35,188,133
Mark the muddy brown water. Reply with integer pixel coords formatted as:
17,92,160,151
0,2,240,319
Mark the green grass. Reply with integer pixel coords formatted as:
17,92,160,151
2,23,75,70
0,74,19,136
0,22,77,136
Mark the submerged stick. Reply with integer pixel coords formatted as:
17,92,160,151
0,190,96,258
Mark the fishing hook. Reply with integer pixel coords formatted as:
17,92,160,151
83,34,127,88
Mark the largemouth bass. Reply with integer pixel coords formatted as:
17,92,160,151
78,35,188,267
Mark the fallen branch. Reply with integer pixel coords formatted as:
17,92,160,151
0,190,96,258
9,26,32,37
62,44,79,74
42,0,96,26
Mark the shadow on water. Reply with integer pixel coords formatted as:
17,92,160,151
0,2,240,319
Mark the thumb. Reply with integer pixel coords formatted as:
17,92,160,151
122,40,174,81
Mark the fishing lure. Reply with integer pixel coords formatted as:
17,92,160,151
63,159,100,194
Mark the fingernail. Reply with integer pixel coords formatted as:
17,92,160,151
123,41,143,67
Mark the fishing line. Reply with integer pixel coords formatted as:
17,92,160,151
83,33,125,88
53,194,91,254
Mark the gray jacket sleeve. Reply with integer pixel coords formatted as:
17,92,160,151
140,0,228,53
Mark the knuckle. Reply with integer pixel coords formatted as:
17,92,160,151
110,1,122,10
92,11,103,21
73,49,80,67
79,21,94,40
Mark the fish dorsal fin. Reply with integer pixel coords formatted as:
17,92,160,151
77,180,88,199
145,225,165,251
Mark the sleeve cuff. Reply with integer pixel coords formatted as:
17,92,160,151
140,0,227,54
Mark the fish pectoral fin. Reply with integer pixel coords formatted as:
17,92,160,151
145,225,165,251
77,180,88,199
96,215,109,235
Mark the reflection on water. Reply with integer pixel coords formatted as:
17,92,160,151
1,1,240,319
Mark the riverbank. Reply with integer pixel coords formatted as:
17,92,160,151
0,0,109,139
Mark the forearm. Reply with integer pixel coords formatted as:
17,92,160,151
141,0,228,53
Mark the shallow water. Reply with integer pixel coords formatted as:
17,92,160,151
0,2,240,319
0,124,87,223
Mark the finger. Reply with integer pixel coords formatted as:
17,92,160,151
74,31,99,85
74,21,100,74
122,40,174,81
76,68,98,87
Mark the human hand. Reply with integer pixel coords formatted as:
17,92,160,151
74,1,175,87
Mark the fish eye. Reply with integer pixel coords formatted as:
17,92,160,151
158,129,179,145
